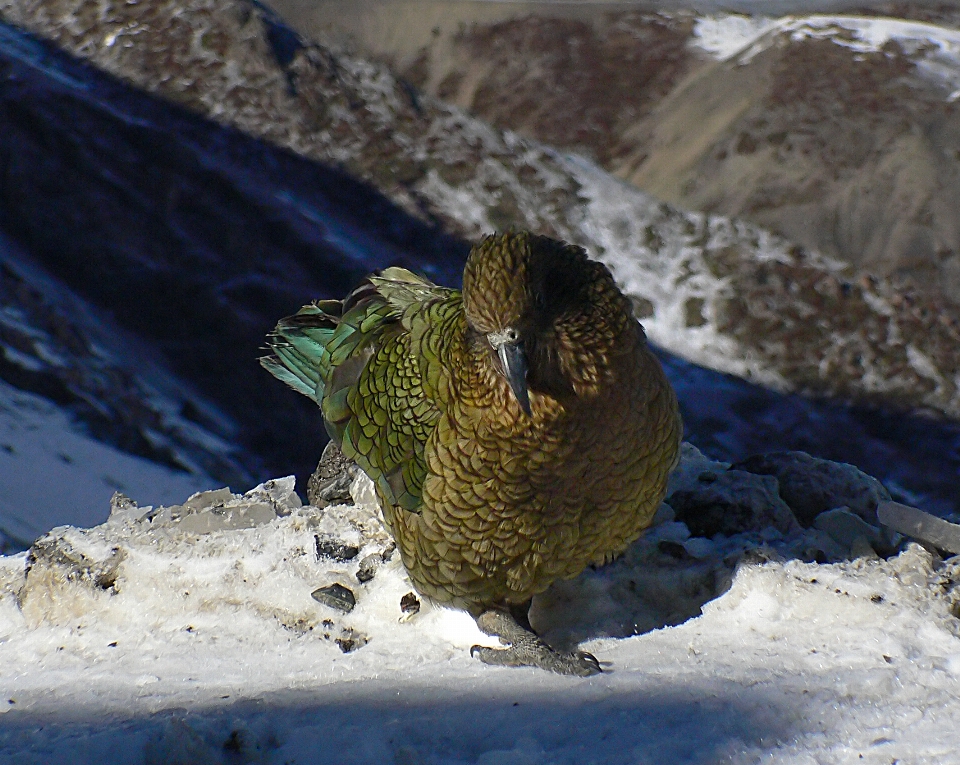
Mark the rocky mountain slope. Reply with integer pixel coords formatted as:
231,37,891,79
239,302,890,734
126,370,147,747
294,0,960,307
0,0,957,517
2,0,957,420
0,11,468,499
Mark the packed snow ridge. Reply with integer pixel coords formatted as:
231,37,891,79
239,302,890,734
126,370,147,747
3,446,960,762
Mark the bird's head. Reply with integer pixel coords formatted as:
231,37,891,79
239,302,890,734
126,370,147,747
462,231,633,417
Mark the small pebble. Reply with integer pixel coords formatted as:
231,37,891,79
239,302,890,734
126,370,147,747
311,583,357,613
335,628,369,653
400,592,420,616
356,553,382,583
315,535,360,562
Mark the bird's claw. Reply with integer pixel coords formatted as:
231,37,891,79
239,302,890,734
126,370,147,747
471,609,603,677
470,643,602,677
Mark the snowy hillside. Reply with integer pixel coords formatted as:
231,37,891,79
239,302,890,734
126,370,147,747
693,13,960,85
1,453,960,763
0,381,216,549
342,2,960,309
1,0,956,425
0,0,956,518
0,233,263,548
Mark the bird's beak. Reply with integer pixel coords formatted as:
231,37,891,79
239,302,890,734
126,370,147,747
495,340,532,417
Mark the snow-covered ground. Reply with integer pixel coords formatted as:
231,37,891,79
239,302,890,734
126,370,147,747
0,381,216,549
2,467,959,764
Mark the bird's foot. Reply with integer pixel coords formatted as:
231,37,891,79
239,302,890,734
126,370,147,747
470,609,602,677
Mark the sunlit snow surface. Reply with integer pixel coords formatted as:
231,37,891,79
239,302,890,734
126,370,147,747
1,474,960,764
693,14,960,98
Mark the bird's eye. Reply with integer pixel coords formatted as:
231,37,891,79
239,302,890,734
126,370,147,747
504,328,519,342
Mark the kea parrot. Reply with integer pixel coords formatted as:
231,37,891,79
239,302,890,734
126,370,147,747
261,231,682,675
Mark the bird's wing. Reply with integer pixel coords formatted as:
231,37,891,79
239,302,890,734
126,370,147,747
340,271,464,512
262,269,460,514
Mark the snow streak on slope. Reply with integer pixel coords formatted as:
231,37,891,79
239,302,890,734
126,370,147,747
560,155,792,390
559,154,960,420
1,472,960,763
693,14,960,98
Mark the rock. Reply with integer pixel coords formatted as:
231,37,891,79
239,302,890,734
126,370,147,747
138,480,296,534
813,507,883,552
311,583,357,613
308,441,360,507
181,487,236,514
176,502,276,534
18,528,126,627
399,591,421,622
245,476,302,516
335,628,369,653
314,534,360,562
668,469,800,538
732,451,891,527
400,592,421,616
878,501,960,555
356,553,383,583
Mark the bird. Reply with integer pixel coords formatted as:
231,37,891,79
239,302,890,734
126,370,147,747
261,231,682,675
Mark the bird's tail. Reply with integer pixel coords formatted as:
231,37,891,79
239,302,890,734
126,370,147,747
260,270,420,409
260,299,344,405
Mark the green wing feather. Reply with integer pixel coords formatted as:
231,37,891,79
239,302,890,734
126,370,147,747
261,268,459,513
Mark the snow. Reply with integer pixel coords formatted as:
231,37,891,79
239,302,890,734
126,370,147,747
556,153,797,391
0,380,216,548
692,14,960,97
690,15,782,60
2,469,960,763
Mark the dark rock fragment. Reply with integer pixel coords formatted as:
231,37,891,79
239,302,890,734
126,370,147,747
732,451,890,526
400,592,420,616
335,628,369,653
314,534,359,562
356,553,382,583
307,441,360,507
311,583,356,613
668,469,800,537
